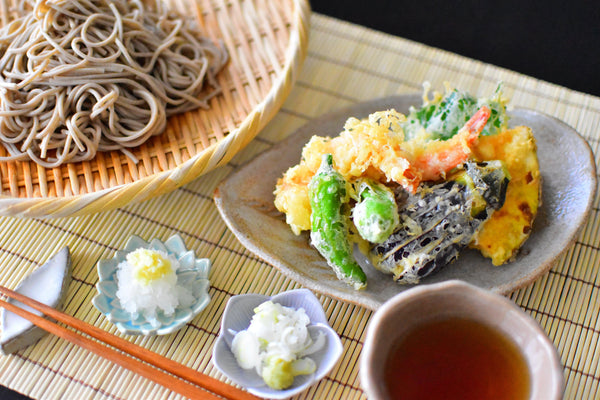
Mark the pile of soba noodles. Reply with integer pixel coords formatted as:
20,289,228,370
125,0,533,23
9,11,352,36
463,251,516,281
0,0,228,167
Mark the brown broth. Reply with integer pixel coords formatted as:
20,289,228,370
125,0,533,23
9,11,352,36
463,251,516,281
383,317,531,400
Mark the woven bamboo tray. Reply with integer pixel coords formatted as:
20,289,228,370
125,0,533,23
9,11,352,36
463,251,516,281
0,0,310,218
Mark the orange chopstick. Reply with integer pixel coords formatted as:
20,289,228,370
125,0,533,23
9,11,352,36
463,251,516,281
0,285,258,400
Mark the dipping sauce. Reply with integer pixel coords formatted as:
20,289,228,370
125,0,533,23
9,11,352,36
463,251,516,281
383,317,531,400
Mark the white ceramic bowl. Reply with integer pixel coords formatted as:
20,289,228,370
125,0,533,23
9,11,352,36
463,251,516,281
360,280,564,400
212,289,343,399
92,234,211,335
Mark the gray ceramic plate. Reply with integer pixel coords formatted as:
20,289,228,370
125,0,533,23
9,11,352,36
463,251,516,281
214,94,597,310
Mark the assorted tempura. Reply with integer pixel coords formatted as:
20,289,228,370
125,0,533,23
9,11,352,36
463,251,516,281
274,83,541,289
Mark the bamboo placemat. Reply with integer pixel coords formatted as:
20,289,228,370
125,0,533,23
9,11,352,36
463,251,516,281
0,13,599,400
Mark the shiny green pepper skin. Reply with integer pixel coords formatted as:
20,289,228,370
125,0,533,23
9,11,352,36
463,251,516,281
308,154,367,290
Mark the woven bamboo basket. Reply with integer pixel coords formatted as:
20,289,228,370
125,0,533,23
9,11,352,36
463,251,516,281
0,0,310,218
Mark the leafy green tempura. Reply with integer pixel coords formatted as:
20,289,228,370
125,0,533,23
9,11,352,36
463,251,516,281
403,83,508,141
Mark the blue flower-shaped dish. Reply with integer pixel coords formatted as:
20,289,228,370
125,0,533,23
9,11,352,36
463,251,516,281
92,234,211,336
212,289,343,399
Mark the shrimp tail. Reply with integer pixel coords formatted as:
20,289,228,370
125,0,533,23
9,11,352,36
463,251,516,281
459,105,492,141
413,106,491,181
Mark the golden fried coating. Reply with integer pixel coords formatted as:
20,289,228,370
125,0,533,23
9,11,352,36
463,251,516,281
470,126,541,265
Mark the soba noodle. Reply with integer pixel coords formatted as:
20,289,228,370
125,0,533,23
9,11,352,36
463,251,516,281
0,0,228,167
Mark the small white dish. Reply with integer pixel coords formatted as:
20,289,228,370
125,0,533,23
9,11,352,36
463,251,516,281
92,234,211,336
212,289,343,399
0,247,72,354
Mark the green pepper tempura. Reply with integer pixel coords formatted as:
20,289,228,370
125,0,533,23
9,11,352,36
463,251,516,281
308,154,368,290
352,178,399,244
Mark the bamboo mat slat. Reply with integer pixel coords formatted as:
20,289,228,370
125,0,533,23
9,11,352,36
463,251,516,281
0,12,599,400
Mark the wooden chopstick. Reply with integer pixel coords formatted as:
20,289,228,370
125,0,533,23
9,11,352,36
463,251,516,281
0,285,258,400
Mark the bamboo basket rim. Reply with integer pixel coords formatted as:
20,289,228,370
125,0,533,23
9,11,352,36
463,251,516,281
0,0,311,218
